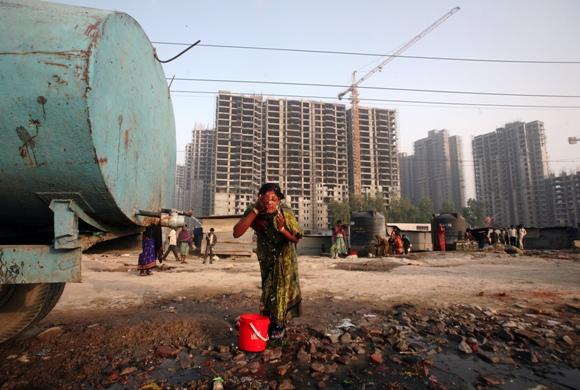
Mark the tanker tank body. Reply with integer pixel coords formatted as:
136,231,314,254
0,0,176,343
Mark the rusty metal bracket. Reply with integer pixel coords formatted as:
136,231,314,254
49,199,117,249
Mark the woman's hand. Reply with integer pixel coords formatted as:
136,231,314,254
255,198,265,213
276,211,286,232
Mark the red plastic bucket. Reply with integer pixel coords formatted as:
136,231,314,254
239,313,270,352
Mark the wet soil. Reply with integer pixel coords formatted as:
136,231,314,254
0,291,578,389
1,251,579,389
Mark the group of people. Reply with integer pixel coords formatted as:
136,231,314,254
329,220,412,258
464,224,528,250
137,224,219,276
374,230,412,256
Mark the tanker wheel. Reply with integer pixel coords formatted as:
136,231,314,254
0,283,66,344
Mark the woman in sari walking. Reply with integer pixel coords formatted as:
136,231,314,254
233,183,303,340
138,227,157,276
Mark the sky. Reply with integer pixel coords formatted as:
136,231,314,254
53,0,580,199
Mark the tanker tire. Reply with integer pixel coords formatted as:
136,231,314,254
35,283,66,323
0,283,65,344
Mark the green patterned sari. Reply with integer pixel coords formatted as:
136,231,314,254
245,204,303,326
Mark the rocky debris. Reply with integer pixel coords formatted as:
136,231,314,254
562,335,574,346
339,332,352,344
262,346,283,362
310,361,325,373
296,348,311,364
277,379,295,390
478,352,516,365
480,375,505,386
458,339,473,354
505,246,524,255
2,297,579,389
36,326,65,342
156,345,179,358
369,352,384,364
276,362,291,376
119,366,138,376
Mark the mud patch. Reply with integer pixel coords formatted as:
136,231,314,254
333,260,405,272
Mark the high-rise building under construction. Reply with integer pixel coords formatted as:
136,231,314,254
473,120,549,227
186,92,399,231
347,106,400,206
185,126,215,217
263,98,349,230
212,92,263,216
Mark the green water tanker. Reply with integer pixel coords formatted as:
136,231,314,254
0,0,178,343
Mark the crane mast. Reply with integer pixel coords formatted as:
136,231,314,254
340,6,460,195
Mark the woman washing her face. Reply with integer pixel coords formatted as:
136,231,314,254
233,183,303,339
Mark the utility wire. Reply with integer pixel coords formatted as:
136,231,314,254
168,77,580,99
154,40,200,63
169,90,580,109
152,41,580,65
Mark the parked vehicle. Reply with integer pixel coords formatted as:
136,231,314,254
0,0,177,343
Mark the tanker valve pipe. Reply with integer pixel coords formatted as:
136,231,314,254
136,209,186,229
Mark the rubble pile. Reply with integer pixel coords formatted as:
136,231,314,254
1,299,578,389
94,303,580,388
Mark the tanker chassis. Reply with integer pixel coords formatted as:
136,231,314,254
0,0,178,343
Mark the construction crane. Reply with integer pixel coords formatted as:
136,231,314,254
338,6,460,195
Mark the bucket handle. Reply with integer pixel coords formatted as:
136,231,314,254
249,322,269,342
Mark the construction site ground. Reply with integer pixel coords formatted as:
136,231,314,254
1,249,579,389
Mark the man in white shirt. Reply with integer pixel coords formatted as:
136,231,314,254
509,225,517,247
517,225,527,250
203,228,217,264
161,228,179,262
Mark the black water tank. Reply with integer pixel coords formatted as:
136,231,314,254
432,213,467,250
350,211,386,256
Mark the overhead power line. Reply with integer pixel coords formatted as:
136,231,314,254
169,90,580,109
168,77,580,99
152,41,580,65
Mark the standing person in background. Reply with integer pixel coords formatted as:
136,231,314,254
203,228,218,264
517,224,527,250
138,227,156,276
233,183,303,340
331,220,347,259
374,234,389,257
437,224,446,252
509,225,517,247
402,234,412,255
177,224,193,264
392,230,404,255
161,228,180,262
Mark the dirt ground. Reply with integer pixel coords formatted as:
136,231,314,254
0,249,579,389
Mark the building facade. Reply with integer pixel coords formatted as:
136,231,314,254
347,106,400,206
213,92,263,215
185,126,215,216
545,171,580,227
173,164,186,210
473,121,550,227
400,129,465,211
198,93,400,230
262,98,349,231
398,152,416,202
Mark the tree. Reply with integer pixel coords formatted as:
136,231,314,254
327,194,388,227
440,200,456,214
416,197,434,223
327,200,350,225
461,198,486,227
386,197,415,222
